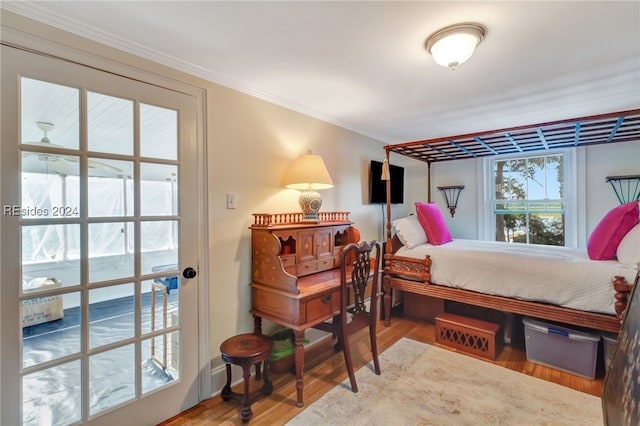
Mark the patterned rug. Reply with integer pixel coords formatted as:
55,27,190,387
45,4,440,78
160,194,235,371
286,338,602,425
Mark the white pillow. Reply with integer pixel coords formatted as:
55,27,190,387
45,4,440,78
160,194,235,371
393,215,428,248
616,223,640,267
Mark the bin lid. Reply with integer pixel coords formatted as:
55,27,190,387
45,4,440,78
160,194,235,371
523,317,600,342
601,332,618,343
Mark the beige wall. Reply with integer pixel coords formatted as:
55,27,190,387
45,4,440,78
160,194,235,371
1,11,411,370
206,83,403,354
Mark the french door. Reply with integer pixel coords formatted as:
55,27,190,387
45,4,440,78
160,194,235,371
1,45,202,425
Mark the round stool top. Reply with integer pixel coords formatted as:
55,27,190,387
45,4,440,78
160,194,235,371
220,333,272,359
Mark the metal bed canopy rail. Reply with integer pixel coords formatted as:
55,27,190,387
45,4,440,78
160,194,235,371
384,109,640,164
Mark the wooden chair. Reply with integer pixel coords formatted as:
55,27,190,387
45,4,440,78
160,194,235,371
312,240,382,392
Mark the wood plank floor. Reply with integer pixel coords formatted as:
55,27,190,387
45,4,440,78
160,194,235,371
159,314,604,426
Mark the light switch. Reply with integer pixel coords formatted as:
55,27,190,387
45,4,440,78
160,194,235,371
226,193,236,209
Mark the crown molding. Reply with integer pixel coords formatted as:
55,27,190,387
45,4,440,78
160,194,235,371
1,3,390,145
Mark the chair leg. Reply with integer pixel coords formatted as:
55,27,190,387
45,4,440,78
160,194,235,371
240,364,253,423
254,360,262,381
262,359,273,396
221,364,233,401
340,330,358,393
333,333,343,352
369,325,381,375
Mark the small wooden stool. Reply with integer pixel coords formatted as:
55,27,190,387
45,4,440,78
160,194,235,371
220,333,273,423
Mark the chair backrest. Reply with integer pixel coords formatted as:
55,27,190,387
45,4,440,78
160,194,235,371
340,240,381,319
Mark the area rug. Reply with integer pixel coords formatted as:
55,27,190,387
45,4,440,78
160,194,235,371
286,338,602,425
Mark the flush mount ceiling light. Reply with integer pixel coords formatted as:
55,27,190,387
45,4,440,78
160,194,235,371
425,22,486,70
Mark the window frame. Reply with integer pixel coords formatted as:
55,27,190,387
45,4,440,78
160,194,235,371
478,148,583,247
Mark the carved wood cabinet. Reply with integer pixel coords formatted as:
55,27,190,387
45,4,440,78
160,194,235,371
271,223,352,277
249,211,359,407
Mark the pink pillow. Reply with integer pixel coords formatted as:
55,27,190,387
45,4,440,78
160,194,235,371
415,202,452,245
587,201,639,260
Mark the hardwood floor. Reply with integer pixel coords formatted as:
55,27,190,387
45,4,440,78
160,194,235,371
159,313,604,426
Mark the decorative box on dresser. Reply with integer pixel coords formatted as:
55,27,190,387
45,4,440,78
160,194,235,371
249,212,360,407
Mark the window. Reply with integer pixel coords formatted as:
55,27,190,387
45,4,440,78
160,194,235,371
488,152,568,246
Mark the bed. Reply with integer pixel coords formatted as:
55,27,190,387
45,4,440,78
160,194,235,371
382,233,638,332
380,110,640,333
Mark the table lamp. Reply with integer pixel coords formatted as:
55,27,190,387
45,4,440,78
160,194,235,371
284,150,334,222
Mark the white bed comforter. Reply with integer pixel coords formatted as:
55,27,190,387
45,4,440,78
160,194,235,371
395,239,638,315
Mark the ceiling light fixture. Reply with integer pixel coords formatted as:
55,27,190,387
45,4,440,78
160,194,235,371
24,122,123,175
425,22,486,70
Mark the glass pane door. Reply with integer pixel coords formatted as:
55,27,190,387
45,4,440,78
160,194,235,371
2,45,201,426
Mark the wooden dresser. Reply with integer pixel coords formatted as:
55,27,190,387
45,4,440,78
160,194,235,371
249,211,360,407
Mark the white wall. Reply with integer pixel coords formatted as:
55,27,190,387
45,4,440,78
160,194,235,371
427,158,479,239
584,142,640,233
422,141,640,244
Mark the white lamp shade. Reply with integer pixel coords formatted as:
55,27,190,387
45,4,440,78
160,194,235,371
284,152,334,190
430,33,478,68
426,23,486,70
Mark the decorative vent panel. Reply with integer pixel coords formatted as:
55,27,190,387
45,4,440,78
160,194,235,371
435,313,501,360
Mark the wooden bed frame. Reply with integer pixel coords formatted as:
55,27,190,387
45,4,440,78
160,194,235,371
382,235,635,333
379,110,640,334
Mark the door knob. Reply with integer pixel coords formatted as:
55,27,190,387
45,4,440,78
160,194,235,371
182,267,197,279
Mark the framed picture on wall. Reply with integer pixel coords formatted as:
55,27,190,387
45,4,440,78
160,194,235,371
601,272,640,425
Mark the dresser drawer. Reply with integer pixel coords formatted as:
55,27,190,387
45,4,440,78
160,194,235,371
296,261,318,276
279,254,296,268
316,256,334,272
305,290,340,323
284,266,297,276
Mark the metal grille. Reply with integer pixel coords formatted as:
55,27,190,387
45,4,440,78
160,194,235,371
386,109,640,163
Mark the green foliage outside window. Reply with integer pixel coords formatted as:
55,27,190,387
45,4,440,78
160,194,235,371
493,154,565,246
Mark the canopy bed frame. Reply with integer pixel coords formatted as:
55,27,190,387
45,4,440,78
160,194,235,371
381,109,640,333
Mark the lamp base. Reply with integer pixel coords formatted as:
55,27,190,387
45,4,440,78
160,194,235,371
298,189,322,223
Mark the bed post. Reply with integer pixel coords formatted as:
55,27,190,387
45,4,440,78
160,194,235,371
614,274,637,321
427,161,432,202
384,148,392,241
383,147,393,326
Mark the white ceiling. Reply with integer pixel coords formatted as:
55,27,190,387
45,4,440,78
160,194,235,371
4,1,640,144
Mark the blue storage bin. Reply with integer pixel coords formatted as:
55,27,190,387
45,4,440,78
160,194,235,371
523,317,600,379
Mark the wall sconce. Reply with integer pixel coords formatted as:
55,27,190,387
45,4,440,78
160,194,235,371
283,150,334,222
437,185,464,217
605,175,640,204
